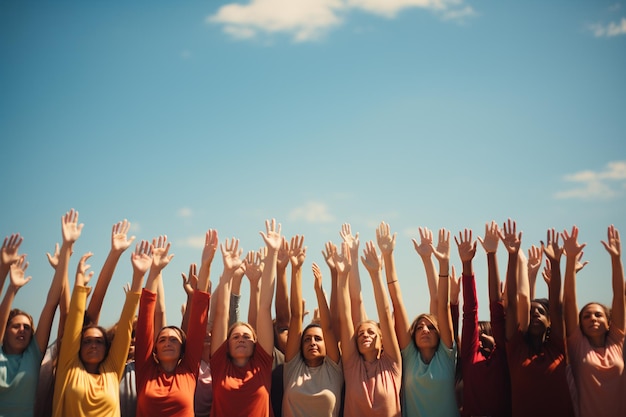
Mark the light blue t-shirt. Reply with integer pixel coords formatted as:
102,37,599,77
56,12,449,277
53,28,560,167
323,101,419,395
0,337,43,417
401,340,459,417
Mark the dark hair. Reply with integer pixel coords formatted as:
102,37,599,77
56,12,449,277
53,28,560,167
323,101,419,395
578,302,611,334
478,321,492,336
80,325,111,365
300,323,323,357
533,298,549,315
154,326,187,359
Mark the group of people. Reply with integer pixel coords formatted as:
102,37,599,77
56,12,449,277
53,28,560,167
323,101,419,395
0,210,624,417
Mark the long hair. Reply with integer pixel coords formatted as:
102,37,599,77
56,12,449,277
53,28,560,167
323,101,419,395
153,325,187,360
410,313,440,344
3,309,35,346
80,324,111,366
578,302,611,334
300,323,323,359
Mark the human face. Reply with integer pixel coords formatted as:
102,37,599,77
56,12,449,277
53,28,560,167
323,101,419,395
228,325,255,361
155,328,183,362
529,302,550,336
356,323,381,354
80,328,107,367
580,304,609,338
302,327,326,365
3,315,33,354
275,327,288,355
414,319,440,350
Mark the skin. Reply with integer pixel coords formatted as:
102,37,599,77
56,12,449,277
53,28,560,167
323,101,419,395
228,324,255,366
579,303,609,340
414,318,440,352
154,328,183,370
528,301,550,338
3,314,33,355
301,327,326,367
355,322,382,358
80,328,107,374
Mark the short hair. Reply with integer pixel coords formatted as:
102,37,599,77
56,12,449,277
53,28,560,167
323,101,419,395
578,302,611,333
3,309,35,346
300,323,322,356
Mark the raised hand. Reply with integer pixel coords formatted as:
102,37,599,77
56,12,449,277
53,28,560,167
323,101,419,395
527,245,543,278
181,263,198,297
61,209,83,244
542,259,552,286
123,282,131,295
454,228,476,263
541,228,563,262
412,227,434,258
1,233,23,267
220,238,243,274
575,251,589,273
260,218,282,251
340,223,360,254
499,218,522,254
75,252,94,287
360,241,382,273
131,240,153,275
277,237,290,270
321,241,337,271
332,242,352,276
431,228,451,263
601,225,621,258
151,235,174,272
562,226,586,260
201,229,219,267
312,262,323,292
477,221,500,254
9,255,31,289
111,219,135,253
243,250,262,282
289,235,306,268
46,243,60,270
376,221,396,256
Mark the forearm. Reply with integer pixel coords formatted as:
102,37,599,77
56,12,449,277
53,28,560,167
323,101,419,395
421,255,439,315
487,252,500,303
611,254,625,330
0,286,18,342
87,249,122,323
275,265,290,327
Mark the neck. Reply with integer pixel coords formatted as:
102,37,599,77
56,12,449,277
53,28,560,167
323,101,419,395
305,356,324,367
588,333,607,349
159,359,178,373
361,348,380,363
85,363,100,374
419,347,436,364
232,356,250,367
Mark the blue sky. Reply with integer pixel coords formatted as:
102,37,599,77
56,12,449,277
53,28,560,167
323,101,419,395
1,0,625,330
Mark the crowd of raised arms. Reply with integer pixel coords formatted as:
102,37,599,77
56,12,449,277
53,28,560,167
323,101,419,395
0,209,624,417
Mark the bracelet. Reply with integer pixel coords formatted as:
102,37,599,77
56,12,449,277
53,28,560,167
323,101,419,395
387,280,398,284
438,274,449,278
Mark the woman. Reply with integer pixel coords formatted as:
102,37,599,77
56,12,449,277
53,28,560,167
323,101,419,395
209,220,281,417
338,228,402,417
457,224,511,417
282,234,343,417
503,221,574,417
388,225,458,417
135,236,210,417
53,241,150,417
562,225,625,417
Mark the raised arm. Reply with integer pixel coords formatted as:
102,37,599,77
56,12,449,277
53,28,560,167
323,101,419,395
211,238,243,356
477,221,501,303
321,241,340,343
257,219,281,356
457,228,477,356
180,263,198,333
430,229,454,349
314,262,340,363
0,233,23,298
527,245,543,301
285,235,306,362
275,237,290,332
377,222,410,352
601,225,625,333
334,242,355,359
562,226,585,337
412,227,439,315
244,250,263,329
341,223,367,325
0,256,31,344
542,229,565,340
500,219,522,340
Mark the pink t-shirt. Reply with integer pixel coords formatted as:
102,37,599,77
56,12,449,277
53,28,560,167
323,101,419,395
567,326,625,417
342,350,401,417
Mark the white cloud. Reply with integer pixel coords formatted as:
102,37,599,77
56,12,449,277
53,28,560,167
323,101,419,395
554,161,626,200
208,0,475,42
288,201,335,223
178,207,193,218
589,17,626,37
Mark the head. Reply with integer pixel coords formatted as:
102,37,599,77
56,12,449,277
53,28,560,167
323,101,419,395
273,320,288,354
2,309,34,355
106,316,137,362
410,314,440,351
153,326,186,364
478,321,494,358
80,325,110,370
528,298,550,338
301,324,326,366
355,320,383,355
227,322,257,364
579,302,610,339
